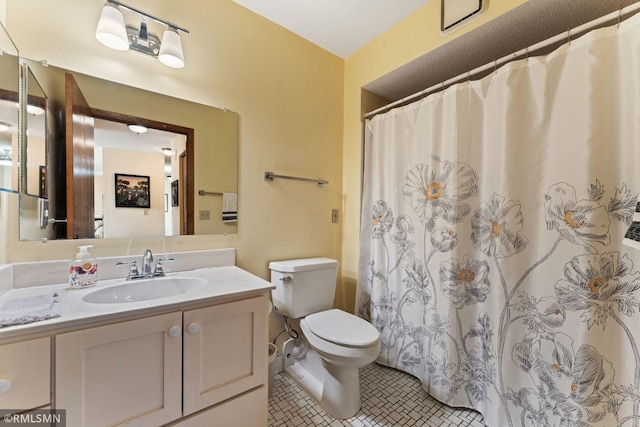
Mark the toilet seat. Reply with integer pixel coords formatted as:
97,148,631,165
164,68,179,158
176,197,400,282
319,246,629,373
304,309,379,347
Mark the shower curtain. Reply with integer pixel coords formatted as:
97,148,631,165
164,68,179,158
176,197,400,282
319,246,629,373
357,13,640,427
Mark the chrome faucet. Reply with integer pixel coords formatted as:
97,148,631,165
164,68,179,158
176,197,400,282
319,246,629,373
141,249,155,276
117,249,174,280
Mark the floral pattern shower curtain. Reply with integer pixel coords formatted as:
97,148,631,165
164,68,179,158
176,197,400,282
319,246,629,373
357,14,640,427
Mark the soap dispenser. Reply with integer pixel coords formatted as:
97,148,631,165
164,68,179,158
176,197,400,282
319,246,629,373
69,245,98,289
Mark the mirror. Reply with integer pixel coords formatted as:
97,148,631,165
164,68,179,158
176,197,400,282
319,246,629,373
0,22,20,194
18,60,238,241
25,66,47,198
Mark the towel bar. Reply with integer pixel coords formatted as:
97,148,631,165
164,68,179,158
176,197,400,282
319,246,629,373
264,171,328,187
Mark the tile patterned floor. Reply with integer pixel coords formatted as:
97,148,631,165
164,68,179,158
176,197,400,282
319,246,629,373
268,362,486,426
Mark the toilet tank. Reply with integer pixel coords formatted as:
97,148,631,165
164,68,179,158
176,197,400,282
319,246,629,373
269,257,339,319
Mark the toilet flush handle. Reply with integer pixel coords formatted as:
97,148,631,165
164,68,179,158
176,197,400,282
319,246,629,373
280,276,292,283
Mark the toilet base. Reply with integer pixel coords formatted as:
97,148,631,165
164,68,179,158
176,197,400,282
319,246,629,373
283,338,362,419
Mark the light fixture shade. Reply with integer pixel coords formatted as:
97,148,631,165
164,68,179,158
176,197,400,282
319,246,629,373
26,104,45,115
128,124,148,134
95,3,129,51
159,28,185,68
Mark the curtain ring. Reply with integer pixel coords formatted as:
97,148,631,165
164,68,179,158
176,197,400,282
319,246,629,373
525,46,529,61
618,7,623,28
493,60,498,74
567,28,571,44
467,70,471,83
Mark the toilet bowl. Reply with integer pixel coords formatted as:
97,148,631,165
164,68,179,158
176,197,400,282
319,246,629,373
301,309,380,366
270,258,381,419
283,309,380,419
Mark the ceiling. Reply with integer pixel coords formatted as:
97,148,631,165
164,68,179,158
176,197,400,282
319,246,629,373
94,119,179,154
232,0,640,105
231,0,431,58
94,119,183,178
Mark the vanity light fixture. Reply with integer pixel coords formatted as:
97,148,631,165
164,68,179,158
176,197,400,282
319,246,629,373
128,124,148,134
95,0,189,68
95,1,129,50
158,26,185,68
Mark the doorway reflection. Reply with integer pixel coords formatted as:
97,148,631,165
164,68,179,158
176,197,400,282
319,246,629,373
93,119,186,238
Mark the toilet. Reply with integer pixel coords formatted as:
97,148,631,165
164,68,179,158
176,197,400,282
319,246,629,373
270,257,380,419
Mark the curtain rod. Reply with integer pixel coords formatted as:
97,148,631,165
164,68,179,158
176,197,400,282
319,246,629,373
365,2,640,119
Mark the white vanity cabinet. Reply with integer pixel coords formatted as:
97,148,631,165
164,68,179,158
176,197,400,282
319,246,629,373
56,312,183,427
0,337,51,412
55,294,268,427
183,296,267,415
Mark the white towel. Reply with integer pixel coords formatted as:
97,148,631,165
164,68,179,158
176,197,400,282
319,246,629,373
0,293,61,327
623,199,640,251
222,193,238,223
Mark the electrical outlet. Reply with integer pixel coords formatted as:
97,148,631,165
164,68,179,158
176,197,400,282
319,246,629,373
331,209,339,223
199,210,211,220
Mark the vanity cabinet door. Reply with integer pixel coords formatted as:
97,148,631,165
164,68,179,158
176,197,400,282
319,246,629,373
183,295,268,416
0,337,50,411
56,312,183,427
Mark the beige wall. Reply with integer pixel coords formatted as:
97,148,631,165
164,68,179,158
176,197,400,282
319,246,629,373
0,0,531,317
101,148,165,239
1,1,344,288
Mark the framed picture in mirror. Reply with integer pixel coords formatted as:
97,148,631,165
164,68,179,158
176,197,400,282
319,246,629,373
171,180,179,207
39,165,47,198
115,173,151,208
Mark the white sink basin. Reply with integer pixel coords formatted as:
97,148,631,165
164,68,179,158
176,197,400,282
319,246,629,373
82,277,208,304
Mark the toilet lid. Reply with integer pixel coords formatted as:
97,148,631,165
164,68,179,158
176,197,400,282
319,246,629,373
304,309,379,347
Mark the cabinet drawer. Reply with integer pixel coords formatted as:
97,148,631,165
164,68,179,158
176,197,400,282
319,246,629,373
0,337,51,411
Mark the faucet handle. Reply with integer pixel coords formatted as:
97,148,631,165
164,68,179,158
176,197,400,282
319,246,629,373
153,257,174,277
116,259,141,280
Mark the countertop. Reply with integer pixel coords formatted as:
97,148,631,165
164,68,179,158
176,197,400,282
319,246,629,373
0,266,275,340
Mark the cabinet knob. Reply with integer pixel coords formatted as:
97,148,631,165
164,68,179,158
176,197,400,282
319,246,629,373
0,379,12,395
187,323,200,334
168,325,182,337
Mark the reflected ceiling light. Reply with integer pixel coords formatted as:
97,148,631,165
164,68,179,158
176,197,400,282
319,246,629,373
128,124,148,134
95,0,189,68
26,104,45,115
0,122,10,132
15,103,45,115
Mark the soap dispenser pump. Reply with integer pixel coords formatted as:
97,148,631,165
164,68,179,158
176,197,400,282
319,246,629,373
69,245,98,289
